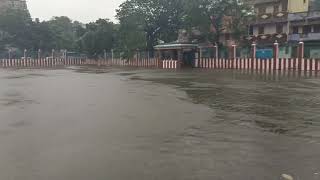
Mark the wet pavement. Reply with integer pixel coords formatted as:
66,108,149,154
0,67,319,180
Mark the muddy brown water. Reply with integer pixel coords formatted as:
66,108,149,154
0,67,320,180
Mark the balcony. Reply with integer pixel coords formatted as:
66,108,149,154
252,11,288,25
288,33,320,42
288,11,320,21
243,33,288,44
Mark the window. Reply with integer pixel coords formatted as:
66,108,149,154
225,33,230,40
293,26,299,34
276,24,283,34
274,5,279,13
258,26,265,34
258,6,266,14
249,26,254,35
314,25,320,33
303,26,312,34
282,1,288,11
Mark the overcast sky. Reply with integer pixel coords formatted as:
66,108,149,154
27,0,125,23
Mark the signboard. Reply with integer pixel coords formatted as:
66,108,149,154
256,49,273,59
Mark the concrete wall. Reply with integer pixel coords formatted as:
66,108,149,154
288,0,309,13
254,2,285,14
279,46,292,58
266,6,274,13
310,47,320,58
255,0,309,14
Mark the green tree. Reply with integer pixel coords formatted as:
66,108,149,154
78,19,117,58
116,14,146,58
184,0,253,44
0,8,32,50
46,16,77,50
116,0,185,55
30,19,56,52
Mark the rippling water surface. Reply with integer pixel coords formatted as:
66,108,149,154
0,67,320,180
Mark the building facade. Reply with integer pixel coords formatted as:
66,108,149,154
247,0,291,45
244,0,320,58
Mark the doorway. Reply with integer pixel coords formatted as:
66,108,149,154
182,50,196,68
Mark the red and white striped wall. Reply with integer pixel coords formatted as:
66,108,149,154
2,57,319,72
196,58,320,72
0,58,85,68
84,58,160,68
162,60,179,69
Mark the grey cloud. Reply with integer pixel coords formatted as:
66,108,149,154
27,0,125,22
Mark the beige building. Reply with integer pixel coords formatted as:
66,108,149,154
288,0,309,13
246,0,310,45
244,0,320,58
247,0,288,44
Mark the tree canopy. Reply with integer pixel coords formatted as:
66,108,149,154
116,0,252,54
77,19,117,58
116,0,185,54
0,0,252,58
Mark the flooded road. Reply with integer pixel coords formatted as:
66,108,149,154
0,67,320,180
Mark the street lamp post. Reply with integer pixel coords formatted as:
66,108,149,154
8,49,11,60
52,49,55,59
38,49,41,59
24,49,27,60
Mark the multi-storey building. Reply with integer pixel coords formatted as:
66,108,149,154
287,1,320,58
246,0,306,45
244,0,320,58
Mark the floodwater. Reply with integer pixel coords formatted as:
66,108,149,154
0,67,320,180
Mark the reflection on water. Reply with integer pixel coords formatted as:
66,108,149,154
0,67,320,180
0,91,37,108
132,69,320,139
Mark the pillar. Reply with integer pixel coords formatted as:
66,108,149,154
65,50,68,60
111,49,114,62
178,49,182,67
38,49,41,59
52,49,55,59
157,50,161,68
214,43,219,59
251,43,256,59
298,41,304,59
24,49,27,60
195,48,200,68
231,45,237,60
273,41,279,60
298,41,304,71
8,49,11,60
